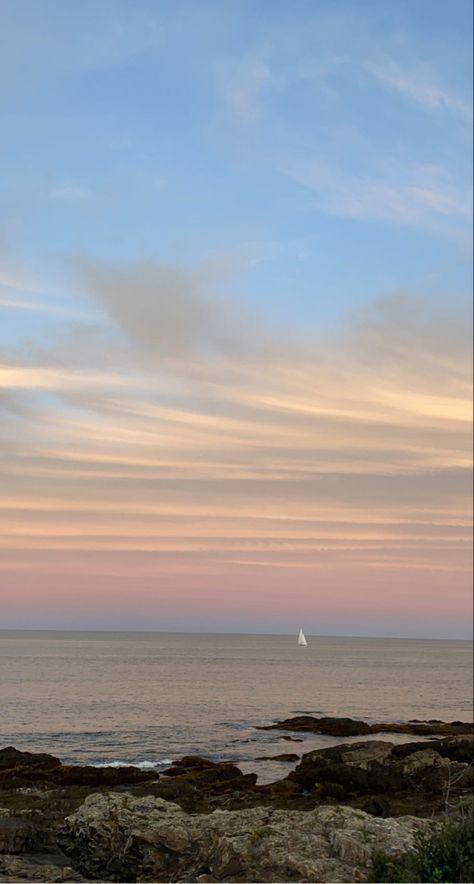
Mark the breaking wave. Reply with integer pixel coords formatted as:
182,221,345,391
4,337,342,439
90,759,173,770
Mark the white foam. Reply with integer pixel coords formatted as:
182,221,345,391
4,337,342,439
90,759,173,770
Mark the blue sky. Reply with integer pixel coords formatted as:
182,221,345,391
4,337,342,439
1,0,472,339
0,1,472,635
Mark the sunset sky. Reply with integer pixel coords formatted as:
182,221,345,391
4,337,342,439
0,0,472,637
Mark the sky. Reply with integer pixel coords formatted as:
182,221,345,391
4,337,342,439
0,0,472,638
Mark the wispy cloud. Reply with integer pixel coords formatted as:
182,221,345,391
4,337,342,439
0,294,91,319
0,268,92,319
283,154,471,229
217,19,472,236
364,55,472,122
1,261,471,599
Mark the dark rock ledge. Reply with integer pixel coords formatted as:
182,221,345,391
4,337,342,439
256,714,474,737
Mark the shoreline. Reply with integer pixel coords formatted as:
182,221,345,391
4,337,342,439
0,714,472,882
3,715,473,788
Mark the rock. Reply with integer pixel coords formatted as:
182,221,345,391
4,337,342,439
0,728,471,874
400,748,449,774
0,746,158,790
281,736,303,742
132,735,470,819
374,720,473,737
0,818,36,854
284,737,473,817
171,761,254,782
0,746,61,787
258,716,373,736
51,765,158,788
340,741,394,769
59,792,431,883
257,716,473,738
165,756,217,773
254,754,300,762
162,757,257,791
359,798,391,817
131,758,260,814
0,852,85,882
0,748,60,773
392,735,474,764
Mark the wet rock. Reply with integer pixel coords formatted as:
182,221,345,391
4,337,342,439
59,792,431,883
163,757,257,788
375,720,473,737
258,716,372,736
0,750,62,789
163,756,219,776
257,716,473,738
254,754,300,762
0,747,158,791
0,749,61,774
52,765,158,788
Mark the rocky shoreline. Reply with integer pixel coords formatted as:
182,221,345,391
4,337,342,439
0,716,472,883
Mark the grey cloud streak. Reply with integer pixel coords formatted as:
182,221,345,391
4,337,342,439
77,258,255,361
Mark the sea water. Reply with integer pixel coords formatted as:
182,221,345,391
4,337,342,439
1,631,472,782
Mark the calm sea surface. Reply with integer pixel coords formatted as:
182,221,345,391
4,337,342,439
1,632,472,782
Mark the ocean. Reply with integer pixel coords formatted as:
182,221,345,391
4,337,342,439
1,631,472,783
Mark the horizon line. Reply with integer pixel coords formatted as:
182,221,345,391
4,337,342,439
0,628,472,642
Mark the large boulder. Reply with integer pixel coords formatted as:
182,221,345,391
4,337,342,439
285,738,472,816
59,792,431,883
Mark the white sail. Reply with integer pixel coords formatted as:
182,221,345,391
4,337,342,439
298,628,308,646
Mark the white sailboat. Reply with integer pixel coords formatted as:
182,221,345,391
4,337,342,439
297,628,308,647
